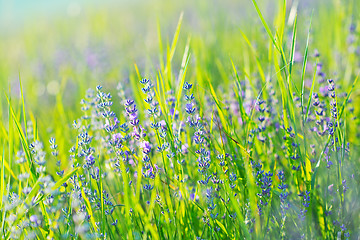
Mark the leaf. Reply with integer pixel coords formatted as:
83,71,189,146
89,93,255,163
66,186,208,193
301,11,313,118
51,167,80,191
304,59,319,123
215,220,230,237
0,143,5,210
5,93,38,183
172,37,191,122
251,0,280,52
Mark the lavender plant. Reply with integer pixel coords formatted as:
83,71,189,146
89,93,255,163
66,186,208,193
1,0,360,239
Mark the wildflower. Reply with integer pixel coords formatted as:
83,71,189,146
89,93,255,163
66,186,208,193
183,82,193,90
185,103,196,114
141,141,152,154
86,154,95,166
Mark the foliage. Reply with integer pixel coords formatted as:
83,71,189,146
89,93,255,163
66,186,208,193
0,0,359,239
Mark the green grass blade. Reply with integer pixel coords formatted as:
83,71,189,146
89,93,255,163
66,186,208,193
251,0,280,53
19,72,28,140
51,167,80,191
289,14,297,76
304,59,319,123
300,11,313,119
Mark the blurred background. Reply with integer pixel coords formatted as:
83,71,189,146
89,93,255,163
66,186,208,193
0,0,252,112
0,0,358,124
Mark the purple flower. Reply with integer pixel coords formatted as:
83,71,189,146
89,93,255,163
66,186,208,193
341,224,347,231
181,144,188,154
113,117,120,125
86,154,95,166
159,120,166,127
124,99,134,107
258,116,265,122
169,108,179,118
140,78,150,84
185,103,196,114
141,141,152,154
129,112,138,121
112,133,122,141
30,215,39,223
143,184,154,191
183,82,193,90
316,63,322,72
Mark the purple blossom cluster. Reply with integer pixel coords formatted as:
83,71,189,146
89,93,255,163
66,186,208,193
5,38,360,239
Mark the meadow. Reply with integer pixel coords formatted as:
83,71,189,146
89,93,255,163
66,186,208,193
0,0,359,239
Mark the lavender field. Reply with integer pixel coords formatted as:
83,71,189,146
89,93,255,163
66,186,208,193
0,0,359,239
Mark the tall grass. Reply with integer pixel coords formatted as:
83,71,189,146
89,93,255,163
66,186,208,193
0,0,359,239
